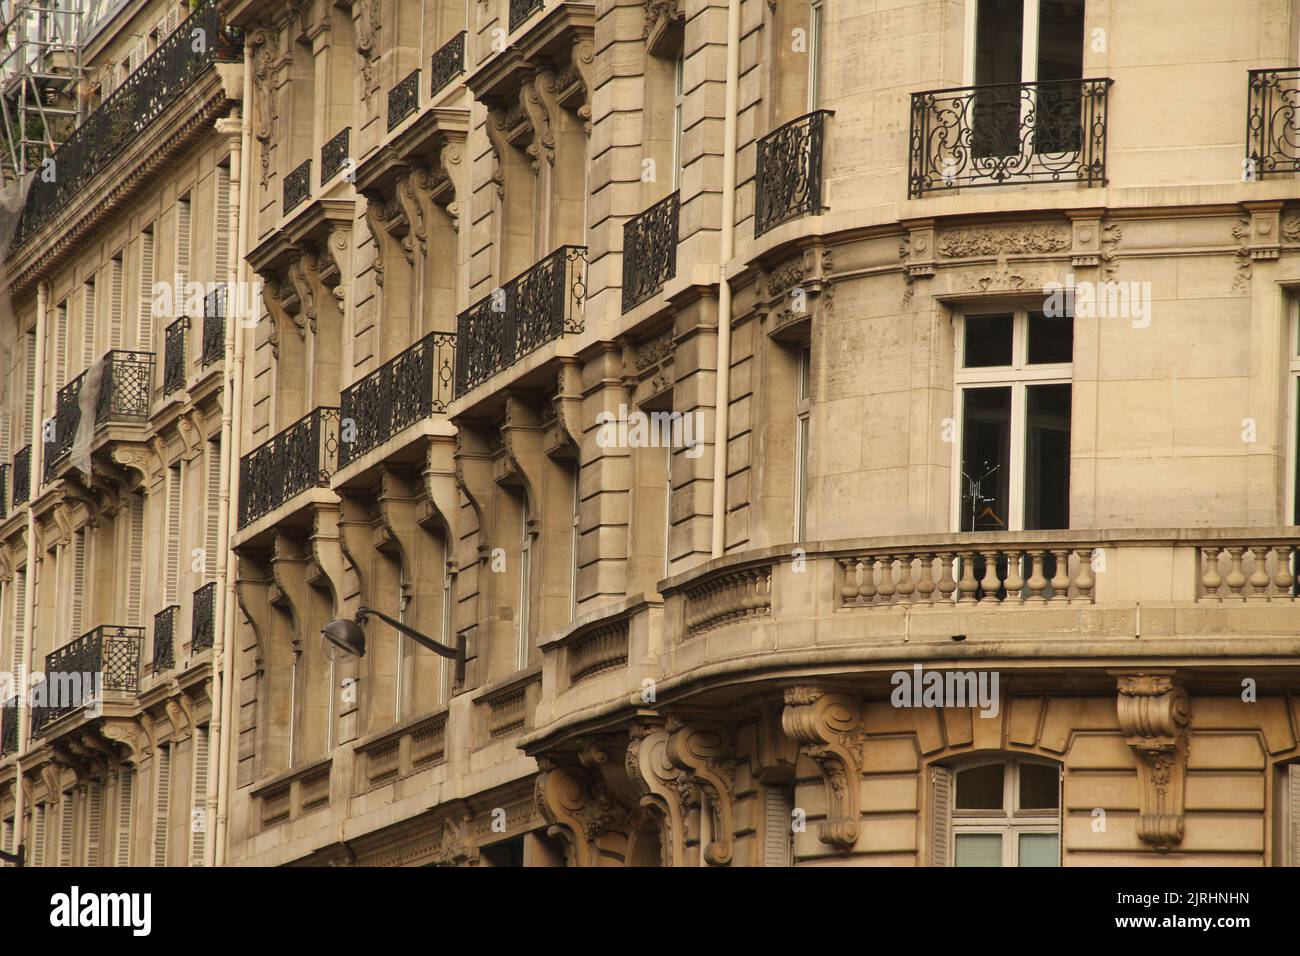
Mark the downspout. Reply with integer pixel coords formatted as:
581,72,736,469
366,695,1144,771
213,45,254,867
13,279,48,857
710,0,741,559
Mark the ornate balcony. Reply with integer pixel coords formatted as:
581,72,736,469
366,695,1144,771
908,77,1112,197
14,0,243,245
202,284,226,367
622,191,679,312
388,70,420,131
0,462,7,519
0,696,16,757
11,446,30,506
163,317,188,395
339,331,456,468
1246,68,1300,179
44,351,155,480
321,127,351,184
510,0,545,32
238,407,341,529
755,110,830,237
153,605,178,673
30,625,144,737
455,245,587,396
284,159,312,214
192,582,217,652
430,32,467,97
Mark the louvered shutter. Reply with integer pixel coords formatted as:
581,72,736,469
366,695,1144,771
205,442,220,578
83,279,97,368
175,200,191,316
2,818,12,856
1058,765,1065,866
59,792,74,866
11,571,25,680
929,765,953,867
86,782,103,866
214,167,231,281
127,494,144,625
33,804,46,867
110,257,124,350
70,530,85,638
166,466,181,604
1289,764,1300,867
190,726,209,865
23,332,35,438
115,767,134,866
0,365,9,460
138,230,155,350
153,745,171,866
53,303,67,390
762,785,793,866
168,6,180,33
129,41,144,73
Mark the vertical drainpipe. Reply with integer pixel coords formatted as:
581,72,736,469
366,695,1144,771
710,0,742,559
13,279,48,856
212,44,254,867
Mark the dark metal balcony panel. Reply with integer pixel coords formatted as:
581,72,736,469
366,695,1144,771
510,0,544,32
388,70,421,131
0,697,16,756
908,78,1112,197
46,370,86,479
430,32,467,97
339,332,456,468
284,159,312,214
192,582,217,652
153,605,178,673
321,127,351,184
622,191,679,312
238,407,341,529
755,110,830,237
1247,68,1300,179
11,446,30,506
14,0,244,245
31,625,144,736
202,284,227,367
163,318,188,395
0,463,7,519
455,246,587,397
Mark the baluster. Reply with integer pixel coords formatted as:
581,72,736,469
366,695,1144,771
859,556,878,607
1002,550,1024,604
978,551,1000,604
916,554,937,604
895,554,916,606
740,572,757,620
957,552,979,604
936,553,957,604
1247,546,1270,599
838,558,861,607
1225,547,1247,600
1073,549,1095,604
758,570,772,612
1025,550,1048,602
1272,546,1295,601
1050,550,1070,602
876,556,897,605
1200,547,1222,601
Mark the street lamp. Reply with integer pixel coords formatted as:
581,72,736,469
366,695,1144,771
322,606,466,686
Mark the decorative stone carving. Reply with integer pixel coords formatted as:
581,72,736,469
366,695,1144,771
1116,674,1191,851
1231,218,1252,293
781,685,864,852
665,718,736,865
936,225,1071,258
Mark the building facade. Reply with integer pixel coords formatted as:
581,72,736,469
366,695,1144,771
2,0,1300,867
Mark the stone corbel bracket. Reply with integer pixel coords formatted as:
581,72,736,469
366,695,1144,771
1115,673,1191,851
781,685,864,853
666,718,737,865
626,718,686,867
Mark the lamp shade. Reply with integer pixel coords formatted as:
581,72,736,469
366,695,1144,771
321,617,366,657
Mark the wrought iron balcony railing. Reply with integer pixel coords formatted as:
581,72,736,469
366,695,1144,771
321,127,350,183
0,463,7,519
14,0,243,246
388,70,420,131
510,0,544,32
430,32,467,97
908,77,1112,197
0,696,16,756
163,317,188,395
153,605,178,673
11,446,30,506
202,284,226,367
238,406,341,529
284,159,311,214
455,246,587,397
755,110,830,237
1247,68,1300,179
192,582,217,652
30,625,144,737
622,191,679,312
339,331,455,468
45,351,155,478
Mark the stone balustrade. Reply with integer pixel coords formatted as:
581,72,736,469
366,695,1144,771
1197,543,1298,601
683,565,773,636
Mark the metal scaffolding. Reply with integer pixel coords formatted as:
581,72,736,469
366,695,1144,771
0,0,87,185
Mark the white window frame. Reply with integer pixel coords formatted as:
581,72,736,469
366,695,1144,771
949,756,1061,867
795,343,812,540
518,506,532,672
807,0,825,112
672,50,686,190
963,0,1042,88
950,308,1072,533
1286,297,1300,525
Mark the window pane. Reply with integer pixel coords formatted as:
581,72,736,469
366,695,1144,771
796,416,810,540
975,0,1023,86
963,314,1013,367
1024,383,1071,531
955,763,1005,810
1018,832,1060,867
955,832,1003,867
1036,0,1085,82
799,344,811,401
1018,763,1060,810
1027,311,1073,364
960,387,1011,531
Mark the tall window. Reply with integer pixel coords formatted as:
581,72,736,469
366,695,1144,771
570,466,580,617
518,509,532,671
1289,300,1300,524
672,51,685,189
931,756,1061,867
152,742,171,867
795,343,812,540
953,309,1072,532
807,0,824,111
